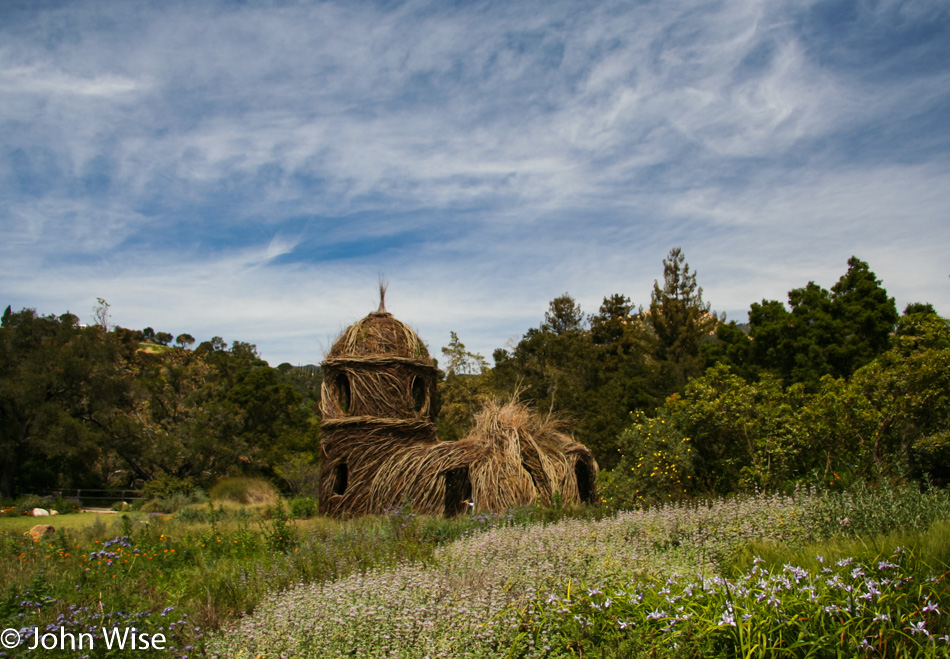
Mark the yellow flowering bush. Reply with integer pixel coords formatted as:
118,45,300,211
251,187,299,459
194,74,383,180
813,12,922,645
597,407,695,509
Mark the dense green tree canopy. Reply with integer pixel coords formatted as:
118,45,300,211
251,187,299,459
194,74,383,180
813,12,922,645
0,308,320,498
749,257,898,387
2,251,943,503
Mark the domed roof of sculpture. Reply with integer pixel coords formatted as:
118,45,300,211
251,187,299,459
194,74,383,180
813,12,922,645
326,284,432,362
327,310,431,361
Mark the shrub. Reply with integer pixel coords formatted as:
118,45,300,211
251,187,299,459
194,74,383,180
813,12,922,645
141,474,199,500
140,490,208,514
289,496,318,519
274,455,321,499
598,407,695,510
209,476,279,506
13,494,53,512
261,498,298,552
54,497,81,514
174,505,209,523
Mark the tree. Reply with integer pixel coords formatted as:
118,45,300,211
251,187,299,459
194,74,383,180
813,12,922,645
93,297,111,330
649,248,719,383
701,321,755,380
441,331,488,376
437,332,491,442
589,294,634,350
543,294,585,335
749,257,898,386
197,336,228,354
491,293,666,470
0,309,132,496
673,365,798,492
175,333,196,349
226,366,314,470
828,256,898,375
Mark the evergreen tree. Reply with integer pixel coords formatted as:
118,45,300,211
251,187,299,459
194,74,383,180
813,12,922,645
828,256,899,375
750,257,898,386
543,293,585,335
492,293,665,469
649,248,719,383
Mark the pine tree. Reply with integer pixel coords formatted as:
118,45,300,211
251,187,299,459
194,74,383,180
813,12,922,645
649,248,719,382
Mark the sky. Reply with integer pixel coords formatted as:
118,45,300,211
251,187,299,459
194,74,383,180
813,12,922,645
2,0,949,367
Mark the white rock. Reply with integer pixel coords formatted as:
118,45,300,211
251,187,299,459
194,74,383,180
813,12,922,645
32,508,50,517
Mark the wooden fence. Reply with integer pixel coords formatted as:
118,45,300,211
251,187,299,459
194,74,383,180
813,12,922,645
38,489,143,505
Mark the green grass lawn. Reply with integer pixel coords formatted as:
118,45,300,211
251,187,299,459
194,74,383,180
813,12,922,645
0,511,142,534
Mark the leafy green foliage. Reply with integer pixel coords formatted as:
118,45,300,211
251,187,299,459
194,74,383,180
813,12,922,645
597,408,695,509
605,308,950,494
289,495,318,519
0,308,134,497
749,257,898,387
0,307,321,497
260,498,298,552
437,331,491,441
676,367,802,492
491,294,667,469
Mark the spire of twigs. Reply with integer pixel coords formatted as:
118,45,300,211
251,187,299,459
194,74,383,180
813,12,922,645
377,276,389,313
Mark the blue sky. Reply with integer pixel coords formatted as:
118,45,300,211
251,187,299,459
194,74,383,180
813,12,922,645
2,0,949,367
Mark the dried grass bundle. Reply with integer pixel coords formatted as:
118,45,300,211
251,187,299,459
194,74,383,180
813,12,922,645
321,310,438,422
321,359,438,419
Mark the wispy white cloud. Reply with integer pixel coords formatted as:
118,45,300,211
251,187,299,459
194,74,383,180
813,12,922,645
1,0,948,365
0,66,144,97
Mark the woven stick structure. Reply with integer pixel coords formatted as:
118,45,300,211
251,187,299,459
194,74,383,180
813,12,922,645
318,306,597,517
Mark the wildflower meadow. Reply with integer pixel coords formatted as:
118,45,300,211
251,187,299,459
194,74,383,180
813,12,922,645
1,484,948,657
207,484,950,658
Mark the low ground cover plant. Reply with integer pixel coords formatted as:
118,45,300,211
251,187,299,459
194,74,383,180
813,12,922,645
514,544,949,657
0,495,82,517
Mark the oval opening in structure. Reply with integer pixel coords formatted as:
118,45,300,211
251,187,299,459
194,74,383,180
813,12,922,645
575,459,593,504
411,376,427,414
333,463,348,495
335,373,351,415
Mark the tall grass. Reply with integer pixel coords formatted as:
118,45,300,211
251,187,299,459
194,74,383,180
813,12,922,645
207,477,278,506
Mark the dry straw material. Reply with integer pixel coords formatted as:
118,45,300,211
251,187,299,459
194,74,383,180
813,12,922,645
321,397,597,517
318,306,597,518
370,397,598,515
